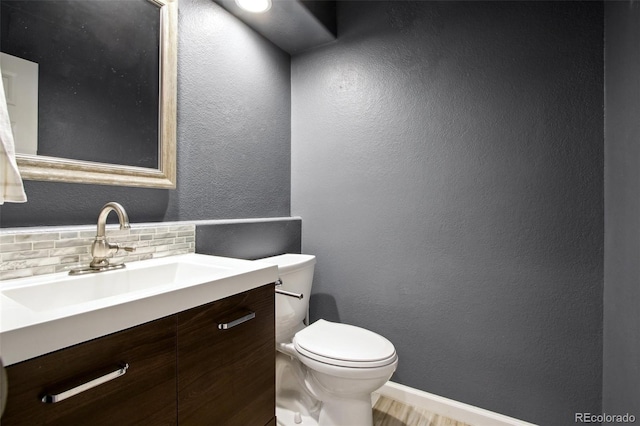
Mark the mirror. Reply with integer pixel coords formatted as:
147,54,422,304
0,0,177,188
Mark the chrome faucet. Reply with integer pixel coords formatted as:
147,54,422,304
70,202,136,275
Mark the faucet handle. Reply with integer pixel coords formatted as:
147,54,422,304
111,243,136,254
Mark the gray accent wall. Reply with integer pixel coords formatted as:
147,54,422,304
603,1,640,417
196,219,301,259
0,0,290,227
166,0,291,221
291,2,603,424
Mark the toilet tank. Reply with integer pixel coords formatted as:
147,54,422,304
256,254,316,343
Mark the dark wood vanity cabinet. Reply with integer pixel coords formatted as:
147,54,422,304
177,283,275,426
1,284,275,426
2,316,177,425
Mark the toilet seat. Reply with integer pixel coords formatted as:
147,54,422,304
293,319,397,368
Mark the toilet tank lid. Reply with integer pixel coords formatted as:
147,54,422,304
256,254,316,274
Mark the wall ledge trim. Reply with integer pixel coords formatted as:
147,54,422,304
188,216,301,226
375,381,538,426
0,217,302,234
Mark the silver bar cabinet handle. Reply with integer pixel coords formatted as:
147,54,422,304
41,363,129,404
218,311,256,330
275,288,304,300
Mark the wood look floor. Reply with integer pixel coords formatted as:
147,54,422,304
372,396,472,426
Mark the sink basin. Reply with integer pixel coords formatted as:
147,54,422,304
0,253,278,365
3,260,233,312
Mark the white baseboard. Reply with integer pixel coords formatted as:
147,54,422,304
375,381,538,426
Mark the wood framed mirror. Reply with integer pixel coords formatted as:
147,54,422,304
1,0,177,189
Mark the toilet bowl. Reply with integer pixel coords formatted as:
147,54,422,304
257,254,398,426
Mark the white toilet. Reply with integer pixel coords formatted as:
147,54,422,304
257,254,398,426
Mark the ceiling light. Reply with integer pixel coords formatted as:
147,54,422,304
235,0,271,13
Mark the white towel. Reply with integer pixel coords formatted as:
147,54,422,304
0,65,27,205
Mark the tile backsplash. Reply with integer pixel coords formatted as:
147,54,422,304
0,223,195,280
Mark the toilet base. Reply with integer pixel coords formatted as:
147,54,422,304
276,406,319,426
316,394,373,426
276,345,395,426
276,397,375,426
276,353,321,419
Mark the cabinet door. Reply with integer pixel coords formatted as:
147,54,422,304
3,316,177,426
177,284,275,426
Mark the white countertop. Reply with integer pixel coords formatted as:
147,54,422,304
0,253,278,365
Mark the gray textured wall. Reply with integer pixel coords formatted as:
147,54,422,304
603,1,640,417
291,2,603,424
196,219,301,259
0,0,290,227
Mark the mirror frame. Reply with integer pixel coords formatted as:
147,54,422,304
15,0,178,189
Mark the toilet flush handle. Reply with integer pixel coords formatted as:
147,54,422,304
276,288,304,300
274,278,304,300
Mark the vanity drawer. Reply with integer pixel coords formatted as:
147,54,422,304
177,283,275,426
2,316,177,426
